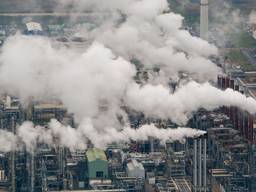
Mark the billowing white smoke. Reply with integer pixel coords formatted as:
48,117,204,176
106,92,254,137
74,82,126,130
54,0,220,82
92,3,219,82
0,35,210,152
0,119,205,152
0,34,255,151
17,120,87,151
126,81,256,125
249,11,256,25
85,124,206,149
0,35,135,125
210,1,244,46
0,0,255,152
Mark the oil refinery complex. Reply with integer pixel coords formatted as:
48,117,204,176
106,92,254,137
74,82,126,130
0,0,255,192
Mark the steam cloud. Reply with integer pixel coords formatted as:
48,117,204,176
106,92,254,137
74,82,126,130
210,0,244,46
0,0,255,152
249,11,256,25
126,81,256,125
0,119,206,152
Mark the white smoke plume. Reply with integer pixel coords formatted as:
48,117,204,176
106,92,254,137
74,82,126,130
0,35,135,125
249,11,256,25
126,81,256,125
0,119,206,152
209,0,245,47
53,0,220,82
86,124,206,149
0,0,255,152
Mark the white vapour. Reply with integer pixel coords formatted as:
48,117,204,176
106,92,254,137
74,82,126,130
0,36,254,151
55,0,220,82
17,120,86,151
0,35,135,124
0,119,205,152
0,0,255,152
85,124,206,149
126,81,256,125
210,1,245,47
249,11,256,25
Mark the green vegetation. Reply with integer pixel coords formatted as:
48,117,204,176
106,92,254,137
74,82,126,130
240,63,256,71
227,50,256,71
232,32,256,48
227,50,248,63
184,11,199,25
168,0,185,15
168,0,199,26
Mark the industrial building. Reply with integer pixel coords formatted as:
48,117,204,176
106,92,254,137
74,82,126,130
217,73,256,190
24,22,43,36
86,148,108,180
126,159,145,179
0,1,255,190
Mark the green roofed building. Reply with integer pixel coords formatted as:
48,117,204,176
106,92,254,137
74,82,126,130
86,148,109,179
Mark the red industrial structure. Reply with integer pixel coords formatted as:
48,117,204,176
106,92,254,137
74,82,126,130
217,75,255,143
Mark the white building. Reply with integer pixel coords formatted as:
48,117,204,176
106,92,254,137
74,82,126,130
25,22,43,35
26,22,42,32
126,159,145,179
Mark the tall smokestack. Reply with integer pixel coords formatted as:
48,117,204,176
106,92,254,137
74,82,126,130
198,139,202,189
193,139,197,191
203,138,207,192
193,133,208,192
150,137,154,153
200,0,209,41
31,151,35,192
11,117,16,192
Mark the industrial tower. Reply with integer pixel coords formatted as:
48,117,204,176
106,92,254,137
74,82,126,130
200,0,209,41
193,134,207,192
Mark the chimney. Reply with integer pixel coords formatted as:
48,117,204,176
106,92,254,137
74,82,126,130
200,0,209,41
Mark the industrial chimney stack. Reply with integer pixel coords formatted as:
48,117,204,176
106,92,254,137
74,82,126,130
200,0,209,41
193,134,207,192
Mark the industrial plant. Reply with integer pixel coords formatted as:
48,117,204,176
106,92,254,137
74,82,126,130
0,0,255,192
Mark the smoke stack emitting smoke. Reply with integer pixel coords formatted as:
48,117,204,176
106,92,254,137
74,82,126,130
0,0,255,152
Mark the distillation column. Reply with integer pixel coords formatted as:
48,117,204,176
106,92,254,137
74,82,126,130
193,140,197,192
193,134,208,192
203,138,207,192
199,139,202,191
11,117,16,192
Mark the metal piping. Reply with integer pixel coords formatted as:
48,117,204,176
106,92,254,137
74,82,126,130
203,138,207,192
11,117,16,192
199,139,202,191
150,137,154,153
193,139,197,192
31,151,35,192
